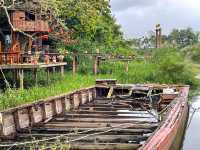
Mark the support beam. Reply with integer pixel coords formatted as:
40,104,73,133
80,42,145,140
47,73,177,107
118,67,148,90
155,24,162,48
44,122,157,129
73,53,77,74
52,67,56,73
17,134,148,143
93,56,98,75
124,61,129,72
33,69,38,86
46,68,50,84
26,127,153,135
18,69,24,90
13,69,17,87
61,66,64,77
56,143,141,150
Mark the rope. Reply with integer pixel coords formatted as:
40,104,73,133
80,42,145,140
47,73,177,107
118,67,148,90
0,123,137,147
41,123,138,150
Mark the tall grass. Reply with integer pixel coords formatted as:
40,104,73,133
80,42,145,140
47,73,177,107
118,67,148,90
0,74,95,110
0,48,198,110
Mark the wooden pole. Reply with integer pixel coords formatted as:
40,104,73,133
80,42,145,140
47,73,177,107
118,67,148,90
73,53,77,74
125,61,129,72
61,66,64,77
33,69,38,86
52,67,56,73
19,69,24,90
0,41,2,64
13,69,16,87
93,56,98,75
97,56,101,72
47,68,50,84
155,24,162,48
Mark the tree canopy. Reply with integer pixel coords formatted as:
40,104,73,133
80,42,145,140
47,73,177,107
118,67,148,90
41,0,134,55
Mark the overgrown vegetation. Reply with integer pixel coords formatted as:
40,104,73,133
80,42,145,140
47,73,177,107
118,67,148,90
182,43,200,64
0,48,198,111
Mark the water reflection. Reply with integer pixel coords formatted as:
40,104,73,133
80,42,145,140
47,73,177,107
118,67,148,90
183,96,200,149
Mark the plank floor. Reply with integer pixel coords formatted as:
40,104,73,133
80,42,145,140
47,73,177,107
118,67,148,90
1,98,159,150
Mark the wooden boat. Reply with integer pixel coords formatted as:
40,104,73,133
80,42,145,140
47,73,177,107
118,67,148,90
0,79,189,150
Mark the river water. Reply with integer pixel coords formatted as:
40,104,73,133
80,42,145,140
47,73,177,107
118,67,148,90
182,96,200,149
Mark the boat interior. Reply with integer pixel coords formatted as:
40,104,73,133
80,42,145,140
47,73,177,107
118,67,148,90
0,80,183,150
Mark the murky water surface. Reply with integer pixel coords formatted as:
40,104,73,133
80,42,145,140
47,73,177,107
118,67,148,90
183,96,200,150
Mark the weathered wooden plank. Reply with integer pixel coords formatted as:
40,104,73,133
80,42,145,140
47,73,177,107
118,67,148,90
70,110,149,115
1,143,141,150
60,113,152,119
21,128,153,135
17,134,149,143
79,107,136,111
43,122,158,129
68,143,141,150
52,117,155,124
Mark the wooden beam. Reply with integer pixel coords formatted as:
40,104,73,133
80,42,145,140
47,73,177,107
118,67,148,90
73,53,77,74
93,56,98,75
46,68,50,84
18,69,24,90
70,110,149,115
124,61,129,72
22,127,153,135
17,134,148,143
33,69,38,86
61,66,64,76
52,67,56,73
59,113,151,119
52,117,155,124
43,122,158,129
67,143,141,150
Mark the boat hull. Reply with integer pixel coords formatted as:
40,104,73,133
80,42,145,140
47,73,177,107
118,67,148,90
142,86,189,150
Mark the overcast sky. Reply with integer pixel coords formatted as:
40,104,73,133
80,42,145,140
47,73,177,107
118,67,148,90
110,0,200,38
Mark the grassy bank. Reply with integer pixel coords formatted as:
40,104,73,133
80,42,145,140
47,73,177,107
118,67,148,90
0,74,95,110
0,48,199,111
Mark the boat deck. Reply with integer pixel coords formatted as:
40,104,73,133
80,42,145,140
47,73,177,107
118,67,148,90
0,98,159,150
0,82,189,150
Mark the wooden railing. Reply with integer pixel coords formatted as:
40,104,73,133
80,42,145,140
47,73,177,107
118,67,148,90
0,52,20,64
0,52,64,65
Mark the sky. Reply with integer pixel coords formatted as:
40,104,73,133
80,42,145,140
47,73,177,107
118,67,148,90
110,0,200,38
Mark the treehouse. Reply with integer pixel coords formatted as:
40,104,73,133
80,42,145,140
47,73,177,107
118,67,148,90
11,10,49,32
0,8,50,64
0,3,67,89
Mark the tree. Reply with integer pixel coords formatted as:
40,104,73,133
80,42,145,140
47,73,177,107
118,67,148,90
40,0,134,54
168,28,198,48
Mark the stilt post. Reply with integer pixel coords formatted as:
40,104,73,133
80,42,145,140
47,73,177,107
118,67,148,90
61,66,64,77
125,61,129,72
73,53,77,74
19,69,24,90
93,55,98,75
155,24,162,48
33,69,38,86
47,68,50,84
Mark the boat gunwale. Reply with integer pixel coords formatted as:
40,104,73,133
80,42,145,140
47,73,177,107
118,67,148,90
141,85,189,150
